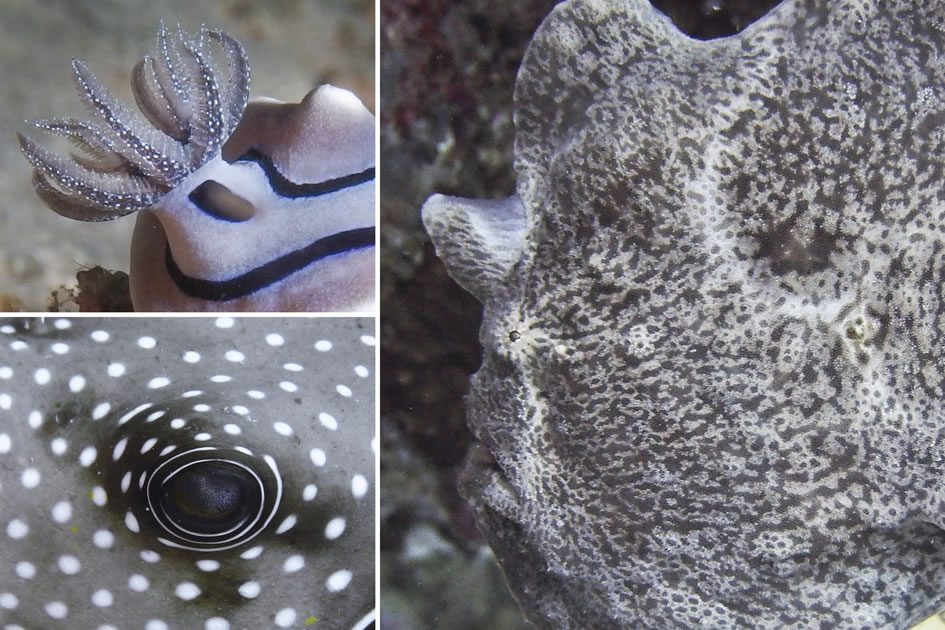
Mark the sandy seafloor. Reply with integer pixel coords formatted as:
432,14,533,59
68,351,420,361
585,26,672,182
0,0,374,311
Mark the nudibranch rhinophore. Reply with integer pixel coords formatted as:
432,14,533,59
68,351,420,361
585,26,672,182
423,0,945,628
0,317,375,629
18,25,375,312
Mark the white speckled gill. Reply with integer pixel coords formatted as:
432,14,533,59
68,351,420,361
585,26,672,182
0,317,375,629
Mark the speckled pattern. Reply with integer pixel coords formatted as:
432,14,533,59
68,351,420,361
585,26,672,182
0,317,375,629
423,0,945,627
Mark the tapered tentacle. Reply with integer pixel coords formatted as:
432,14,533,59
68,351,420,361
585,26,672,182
207,29,250,137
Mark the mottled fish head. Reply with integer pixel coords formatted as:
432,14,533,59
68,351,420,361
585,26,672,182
0,317,375,629
18,25,375,312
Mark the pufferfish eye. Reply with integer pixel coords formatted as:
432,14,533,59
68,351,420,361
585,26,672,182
0,317,376,629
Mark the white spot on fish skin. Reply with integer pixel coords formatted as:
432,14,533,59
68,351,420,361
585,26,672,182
93,529,115,549
274,608,297,627
0,434,11,453
113,437,128,461
10,340,27,351
223,423,241,435
52,501,72,523
146,621,168,630
319,412,338,430
91,486,107,506
7,520,28,539
310,448,326,467
273,422,293,436
183,351,201,363
125,511,140,533
194,433,212,441
0,592,19,609
360,334,376,346
170,418,187,429
90,330,110,342
315,340,333,352
231,405,249,415
325,517,346,540
21,467,41,488
34,368,50,385
0,394,11,410
0,325,13,334
205,618,230,630
140,550,161,563
235,446,252,456
148,376,171,389
193,404,211,412
238,581,261,598
28,410,43,428
53,319,71,330
240,546,263,560
283,362,303,372
107,363,126,377
326,570,353,592
137,336,157,349
283,555,305,573
215,317,235,328
211,374,232,383
45,601,68,618
159,445,176,456
50,437,68,455
276,514,297,534
196,559,220,572
57,555,81,575
69,374,86,392
265,333,284,346
225,350,245,362
118,402,154,425
175,582,201,600
355,365,369,378
336,384,353,397
140,437,158,453
247,390,265,400
79,446,98,467
15,561,36,579
303,484,318,501
128,574,150,592
352,474,368,499
146,410,166,422
279,381,298,393
121,471,132,493
51,342,69,354
92,402,110,420
0,366,11,379
92,589,113,607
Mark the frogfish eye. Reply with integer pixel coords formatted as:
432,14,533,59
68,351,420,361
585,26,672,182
159,460,260,535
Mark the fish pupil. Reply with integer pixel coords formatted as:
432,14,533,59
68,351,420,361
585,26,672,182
160,462,259,534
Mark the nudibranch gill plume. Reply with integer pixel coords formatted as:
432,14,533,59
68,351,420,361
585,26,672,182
423,0,945,628
0,317,375,629
18,25,375,312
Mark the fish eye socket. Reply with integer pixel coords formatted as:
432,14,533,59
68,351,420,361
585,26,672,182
160,461,260,535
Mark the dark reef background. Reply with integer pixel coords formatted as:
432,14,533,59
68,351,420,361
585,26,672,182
380,1,780,628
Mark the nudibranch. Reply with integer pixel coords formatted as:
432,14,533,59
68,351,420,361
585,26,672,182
18,25,375,312
0,317,375,629
423,0,945,627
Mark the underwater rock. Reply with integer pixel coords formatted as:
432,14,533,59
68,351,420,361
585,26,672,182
0,317,375,629
423,0,945,627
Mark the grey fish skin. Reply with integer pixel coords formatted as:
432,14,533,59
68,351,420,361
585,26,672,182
0,317,375,629
423,0,945,628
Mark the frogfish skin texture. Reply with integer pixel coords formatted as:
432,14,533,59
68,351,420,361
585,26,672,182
422,0,945,628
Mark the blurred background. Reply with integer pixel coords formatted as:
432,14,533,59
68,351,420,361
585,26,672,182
380,1,945,628
0,0,374,310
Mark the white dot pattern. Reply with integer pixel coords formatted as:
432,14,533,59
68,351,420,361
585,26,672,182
0,318,374,627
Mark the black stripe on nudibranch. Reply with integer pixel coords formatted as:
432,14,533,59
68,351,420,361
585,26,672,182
232,148,374,199
165,227,375,301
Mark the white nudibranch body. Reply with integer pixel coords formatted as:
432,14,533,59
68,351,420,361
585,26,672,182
18,25,375,312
